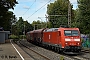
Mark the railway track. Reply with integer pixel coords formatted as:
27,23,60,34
77,52,90,60
14,40,90,60
65,55,90,60
62,49,90,60
16,40,50,60
81,48,90,53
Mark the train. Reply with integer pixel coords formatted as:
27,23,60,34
26,27,82,54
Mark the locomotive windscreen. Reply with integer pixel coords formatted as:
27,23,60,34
64,30,79,36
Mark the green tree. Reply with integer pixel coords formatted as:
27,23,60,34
0,11,17,31
47,0,75,28
32,20,43,29
47,0,68,28
13,17,33,35
32,20,48,29
0,0,18,30
75,0,90,34
12,25,19,35
16,17,24,35
24,21,33,33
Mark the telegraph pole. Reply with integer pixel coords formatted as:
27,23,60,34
34,24,35,30
68,0,71,27
38,17,43,28
23,23,25,40
45,14,48,28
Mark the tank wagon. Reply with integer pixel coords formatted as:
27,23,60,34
26,27,81,54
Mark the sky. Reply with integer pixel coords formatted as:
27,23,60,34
10,0,78,23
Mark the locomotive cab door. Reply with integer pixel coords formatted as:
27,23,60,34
58,31,61,45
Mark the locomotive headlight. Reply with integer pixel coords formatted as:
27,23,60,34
74,39,80,41
65,43,68,45
65,38,71,41
65,42,68,46
77,43,79,45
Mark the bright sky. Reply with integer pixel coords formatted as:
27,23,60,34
10,0,77,23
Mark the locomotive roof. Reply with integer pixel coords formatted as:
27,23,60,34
59,27,79,30
44,27,79,32
44,28,59,32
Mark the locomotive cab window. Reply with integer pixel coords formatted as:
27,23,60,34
64,30,79,36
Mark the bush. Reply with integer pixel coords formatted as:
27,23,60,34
9,35,19,39
19,35,26,39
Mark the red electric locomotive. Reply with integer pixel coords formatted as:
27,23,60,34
43,28,81,54
26,27,81,54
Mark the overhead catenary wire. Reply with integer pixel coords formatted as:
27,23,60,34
27,0,51,19
22,0,36,16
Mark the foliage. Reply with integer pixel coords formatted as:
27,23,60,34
0,11,17,31
47,0,75,28
19,35,26,39
47,21,52,28
0,0,18,30
16,17,24,35
32,20,47,29
0,0,18,10
9,35,19,39
11,24,19,36
47,0,68,28
24,21,33,33
75,0,90,34
12,17,33,35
